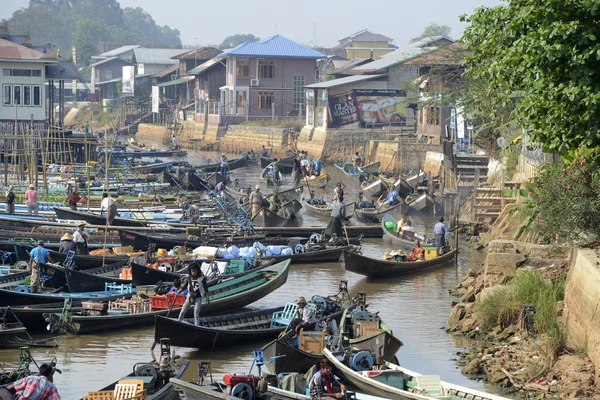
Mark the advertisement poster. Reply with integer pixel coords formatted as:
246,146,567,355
450,108,456,129
306,107,314,126
327,89,406,128
151,86,159,113
122,66,135,95
306,89,315,101
316,107,324,127
456,107,465,139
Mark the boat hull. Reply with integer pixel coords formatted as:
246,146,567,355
54,207,146,227
261,337,323,374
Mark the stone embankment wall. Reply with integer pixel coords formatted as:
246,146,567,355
563,249,600,371
218,126,291,155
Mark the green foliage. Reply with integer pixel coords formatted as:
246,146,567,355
461,0,600,157
477,269,565,352
502,147,519,178
219,34,260,49
5,0,181,67
410,23,452,43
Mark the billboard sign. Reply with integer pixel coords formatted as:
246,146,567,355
151,86,159,113
327,89,407,128
122,66,135,95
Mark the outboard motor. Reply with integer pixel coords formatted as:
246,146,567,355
350,351,377,372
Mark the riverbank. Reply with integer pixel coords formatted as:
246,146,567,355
447,240,600,398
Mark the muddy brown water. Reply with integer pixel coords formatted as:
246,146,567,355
0,152,508,399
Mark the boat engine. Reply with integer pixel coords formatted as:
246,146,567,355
134,363,158,393
350,351,377,372
351,310,374,324
223,374,259,400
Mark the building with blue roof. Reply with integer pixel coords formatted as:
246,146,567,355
192,34,325,123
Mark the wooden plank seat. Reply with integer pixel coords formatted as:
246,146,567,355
414,375,449,399
270,302,298,328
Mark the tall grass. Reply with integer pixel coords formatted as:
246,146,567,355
476,269,565,352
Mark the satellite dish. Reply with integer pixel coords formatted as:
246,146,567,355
496,137,508,149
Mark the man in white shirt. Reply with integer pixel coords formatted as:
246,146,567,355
291,297,317,338
400,219,416,240
100,193,117,225
73,223,90,255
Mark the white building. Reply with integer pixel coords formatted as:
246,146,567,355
0,38,58,121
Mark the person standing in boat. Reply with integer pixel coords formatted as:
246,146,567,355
353,151,362,168
28,241,54,293
269,190,283,215
434,217,454,250
219,154,229,178
73,223,90,255
58,233,76,255
292,156,302,187
260,146,269,158
100,193,117,225
324,198,345,238
67,188,81,211
311,157,322,177
333,182,344,203
0,363,61,400
309,358,345,400
249,185,264,218
178,263,210,326
271,158,281,185
5,185,15,214
26,184,38,216
172,134,180,150
291,297,317,337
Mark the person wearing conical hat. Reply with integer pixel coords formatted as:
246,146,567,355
58,232,76,255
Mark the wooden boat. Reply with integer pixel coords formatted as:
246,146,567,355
0,322,28,347
340,248,457,279
32,260,129,291
88,340,189,400
302,173,330,189
53,207,147,227
169,377,313,400
302,200,356,220
405,171,426,188
339,306,403,362
261,335,324,374
406,193,435,212
44,259,291,334
206,172,227,187
64,263,131,293
271,185,304,203
392,177,414,198
355,202,405,223
0,287,135,307
154,307,286,349
19,243,130,268
323,348,509,400
259,155,294,173
361,179,388,198
261,164,284,186
335,161,380,176
196,154,249,173
251,202,300,228
380,214,430,247
181,171,209,191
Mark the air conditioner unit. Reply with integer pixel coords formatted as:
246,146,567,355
250,79,260,87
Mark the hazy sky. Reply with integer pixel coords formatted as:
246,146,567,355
2,0,502,47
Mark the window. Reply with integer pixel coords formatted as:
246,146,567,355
3,69,11,77
105,68,112,79
258,60,274,79
23,85,31,106
258,91,274,109
2,68,41,77
3,85,11,106
33,85,41,106
13,69,31,77
236,61,248,77
32,70,41,77
293,75,305,107
13,85,22,106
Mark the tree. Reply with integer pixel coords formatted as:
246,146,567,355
461,0,600,159
219,34,260,49
410,23,452,43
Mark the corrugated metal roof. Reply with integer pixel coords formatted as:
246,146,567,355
157,77,192,87
350,32,393,43
349,47,427,73
96,77,121,85
410,36,455,48
153,63,179,78
98,45,141,58
90,56,131,68
133,48,185,65
0,38,52,61
187,57,224,75
171,47,221,60
304,74,387,89
219,35,325,59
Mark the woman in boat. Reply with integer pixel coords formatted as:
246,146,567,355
292,156,302,187
395,215,407,236
408,240,425,261
58,233,76,255
309,358,345,400
177,263,210,326
324,198,345,238
219,154,229,178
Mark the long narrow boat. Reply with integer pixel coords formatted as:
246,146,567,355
30,260,129,291
302,173,330,189
406,193,435,212
196,154,249,173
18,243,130,268
259,155,294,173
53,207,147,227
169,377,313,400
251,207,297,227
392,177,414,198
43,259,291,334
380,213,428,248
405,171,426,188
355,202,404,223
335,161,380,176
340,248,457,278
181,171,209,191
64,263,131,292
271,185,304,203
154,307,285,349
302,200,356,220
361,179,388,198
261,164,284,186
0,287,135,307
323,348,509,400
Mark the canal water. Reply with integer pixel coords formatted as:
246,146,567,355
0,150,501,399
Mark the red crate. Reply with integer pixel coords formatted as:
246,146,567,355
151,292,186,310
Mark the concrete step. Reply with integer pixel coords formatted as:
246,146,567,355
474,204,503,210
476,196,517,201
476,212,501,217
